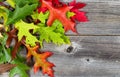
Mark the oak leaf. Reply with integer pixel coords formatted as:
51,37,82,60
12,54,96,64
39,0,76,32
25,45,55,77
6,0,38,25
69,0,88,22
34,20,70,47
15,20,39,46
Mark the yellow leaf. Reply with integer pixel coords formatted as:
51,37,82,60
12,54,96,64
6,0,15,8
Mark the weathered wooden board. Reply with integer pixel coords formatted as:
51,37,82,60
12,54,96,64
64,1,120,35
41,36,120,59
28,36,120,77
29,0,120,77
30,57,120,77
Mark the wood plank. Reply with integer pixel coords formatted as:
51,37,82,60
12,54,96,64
61,1,120,35
41,36,120,59
29,36,120,77
30,0,120,76
64,0,120,3
30,56,120,77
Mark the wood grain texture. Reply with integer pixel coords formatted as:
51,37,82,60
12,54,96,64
29,0,120,77
64,1,120,35
29,36,120,77
30,57,120,77
41,36,120,59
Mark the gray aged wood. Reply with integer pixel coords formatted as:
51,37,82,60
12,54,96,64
30,0,120,77
65,1,120,35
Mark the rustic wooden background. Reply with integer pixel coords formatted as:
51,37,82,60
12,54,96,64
30,0,120,77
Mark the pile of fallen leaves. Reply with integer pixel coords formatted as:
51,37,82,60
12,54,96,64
0,0,88,77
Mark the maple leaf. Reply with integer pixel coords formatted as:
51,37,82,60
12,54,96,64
6,0,38,25
69,0,88,22
25,45,55,77
15,20,39,46
39,0,76,32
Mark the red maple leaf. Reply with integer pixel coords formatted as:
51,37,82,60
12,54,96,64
69,0,88,22
25,45,55,77
38,0,76,32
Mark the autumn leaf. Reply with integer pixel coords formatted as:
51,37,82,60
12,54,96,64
38,0,76,32
15,20,39,46
6,28,17,48
10,58,30,77
0,0,88,77
69,0,88,22
33,52,55,77
32,11,70,46
66,11,75,19
0,63,16,74
6,0,15,8
34,20,70,47
25,45,55,77
0,34,12,63
32,11,49,24
0,34,29,77
42,0,64,7
6,0,38,25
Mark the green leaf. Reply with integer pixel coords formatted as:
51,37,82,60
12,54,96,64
15,20,39,46
10,59,29,77
36,20,70,46
14,0,38,6
32,11,49,23
6,1,38,25
0,34,11,63
0,0,4,2
66,11,75,18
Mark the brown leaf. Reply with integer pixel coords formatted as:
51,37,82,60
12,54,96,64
6,28,17,48
0,63,16,74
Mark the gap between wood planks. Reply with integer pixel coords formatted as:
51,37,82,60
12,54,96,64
67,34,120,36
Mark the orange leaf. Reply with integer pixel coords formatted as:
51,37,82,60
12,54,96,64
39,0,76,32
25,45,55,77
